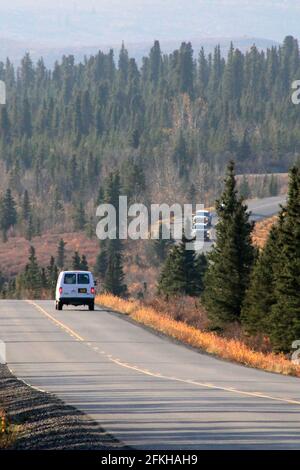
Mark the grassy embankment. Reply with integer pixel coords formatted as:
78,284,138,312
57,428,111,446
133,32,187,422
96,293,300,378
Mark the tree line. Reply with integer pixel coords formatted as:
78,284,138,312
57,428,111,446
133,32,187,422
0,36,299,234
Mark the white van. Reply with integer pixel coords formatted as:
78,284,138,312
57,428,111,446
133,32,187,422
55,271,96,311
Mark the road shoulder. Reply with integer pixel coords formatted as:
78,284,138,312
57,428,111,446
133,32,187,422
0,364,125,450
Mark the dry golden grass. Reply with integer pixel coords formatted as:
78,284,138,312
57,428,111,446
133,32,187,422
252,215,277,248
97,293,300,378
0,409,15,449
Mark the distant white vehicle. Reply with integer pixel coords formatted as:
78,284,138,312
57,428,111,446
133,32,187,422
55,271,96,311
193,210,212,227
191,223,210,241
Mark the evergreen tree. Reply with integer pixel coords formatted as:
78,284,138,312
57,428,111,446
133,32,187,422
85,216,95,239
47,255,58,296
96,187,104,206
57,239,66,269
121,158,145,202
195,253,208,294
0,107,11,140
41,268,48,289
0,188,17,241
80,254,89,271
104,239,127,296
72,201,86,231
20,97,32,137
238,130,252,162
25,215,34,241
151,221,174,264
158,230,203,297
269,167,300,351
21,246,42,297
149,40,162,85
178,42,194,96
22,189,31,221
241,219,282,335
94,241,108,280
202,161,255,327
173,131,189,179
72,251,81,270
102,171,127,296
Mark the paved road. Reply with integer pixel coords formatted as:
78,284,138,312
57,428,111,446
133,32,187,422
2,299,300,450
247,195,286,221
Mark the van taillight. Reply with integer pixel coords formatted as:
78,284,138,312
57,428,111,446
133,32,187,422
91,287,95,295
59,287,63,295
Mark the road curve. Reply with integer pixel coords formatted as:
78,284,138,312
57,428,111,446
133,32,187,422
2,298,300,450
200,195,286,253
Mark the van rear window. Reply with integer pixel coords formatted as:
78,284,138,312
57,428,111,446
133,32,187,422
64,273,76,284
78,273,90,284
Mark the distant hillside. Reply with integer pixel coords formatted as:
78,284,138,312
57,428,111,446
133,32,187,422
0,36,298,262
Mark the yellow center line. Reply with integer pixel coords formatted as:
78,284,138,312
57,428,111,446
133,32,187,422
27,300,84,342
27,300,300,407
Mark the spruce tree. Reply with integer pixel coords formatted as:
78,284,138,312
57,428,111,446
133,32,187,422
25,215,34,241
80,254,89,271
158,230,203,297
268,167,300,352
57,239,66,269
72,201,86,231
101,171,127,296
104,239,127,297
0,188,17,241
195,253,208,294
22,189,31,221
41,268,48,289
241,219,282,335
72,251,81,270
47,256,58,296
85,216,95,239
21,246,42,297
202,161,255,327
151,221,174,264
94,241,108,280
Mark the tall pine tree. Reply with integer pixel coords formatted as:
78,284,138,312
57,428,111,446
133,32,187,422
202,161,255,327
158,230,205,298
269,167,300,352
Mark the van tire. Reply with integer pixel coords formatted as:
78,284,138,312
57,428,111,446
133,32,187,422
89,302,94,311
58,301,63,311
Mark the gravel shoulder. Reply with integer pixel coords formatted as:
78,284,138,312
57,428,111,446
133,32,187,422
0,364,125,450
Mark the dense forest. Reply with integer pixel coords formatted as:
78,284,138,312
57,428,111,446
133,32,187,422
0,36,299,235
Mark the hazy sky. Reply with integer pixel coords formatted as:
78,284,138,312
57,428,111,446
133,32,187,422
0,0,299,45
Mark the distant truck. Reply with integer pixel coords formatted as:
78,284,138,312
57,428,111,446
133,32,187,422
191,209,212,242
193,210,212,228
191,223,210,241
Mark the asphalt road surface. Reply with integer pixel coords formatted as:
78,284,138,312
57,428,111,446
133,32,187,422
2,195,299,451
2,299,300,449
